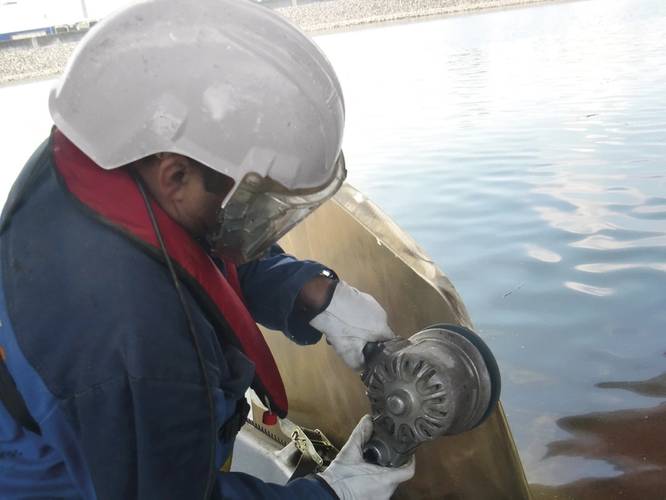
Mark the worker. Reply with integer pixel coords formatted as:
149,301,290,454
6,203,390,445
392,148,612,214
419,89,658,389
0,0,415,499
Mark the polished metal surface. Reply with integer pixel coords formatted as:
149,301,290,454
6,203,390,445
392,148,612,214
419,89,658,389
261,184,531,499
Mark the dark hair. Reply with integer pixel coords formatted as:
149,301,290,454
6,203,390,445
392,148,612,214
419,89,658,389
199,163,235,196
133,154,235,197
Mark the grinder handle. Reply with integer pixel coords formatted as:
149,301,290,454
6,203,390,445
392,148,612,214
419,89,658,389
361,341,387,465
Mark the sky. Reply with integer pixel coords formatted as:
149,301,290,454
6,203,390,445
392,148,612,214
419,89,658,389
0,0,131,33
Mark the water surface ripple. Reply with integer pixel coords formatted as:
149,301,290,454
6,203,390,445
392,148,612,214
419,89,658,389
315,1,666,497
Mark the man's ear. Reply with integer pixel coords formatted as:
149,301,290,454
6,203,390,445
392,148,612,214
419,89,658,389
155,154,191,202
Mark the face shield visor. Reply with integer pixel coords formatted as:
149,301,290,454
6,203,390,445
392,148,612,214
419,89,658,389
206,152,346,264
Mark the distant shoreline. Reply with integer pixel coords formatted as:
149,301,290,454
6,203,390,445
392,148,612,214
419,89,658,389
279,0,557,34
0,0,555,86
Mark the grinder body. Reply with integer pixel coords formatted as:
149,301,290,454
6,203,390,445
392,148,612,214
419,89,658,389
361,324,500,467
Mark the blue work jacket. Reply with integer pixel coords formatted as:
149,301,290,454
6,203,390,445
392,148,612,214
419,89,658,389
0,138,335,499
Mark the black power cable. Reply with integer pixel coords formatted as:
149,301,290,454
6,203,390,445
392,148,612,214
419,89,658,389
132,172,217,499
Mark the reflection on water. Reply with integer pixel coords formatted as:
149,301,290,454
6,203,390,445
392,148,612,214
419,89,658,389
597,371,666,398
532,400,666,500
313,0,666,497
1,0,666,497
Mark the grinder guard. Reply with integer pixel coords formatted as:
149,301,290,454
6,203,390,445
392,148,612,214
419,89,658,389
361,324,501,467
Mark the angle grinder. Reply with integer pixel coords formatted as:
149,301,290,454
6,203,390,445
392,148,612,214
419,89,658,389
361,324,501,467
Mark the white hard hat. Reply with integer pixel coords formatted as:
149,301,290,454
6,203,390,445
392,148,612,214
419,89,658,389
49,0,345,194
49,0,346,262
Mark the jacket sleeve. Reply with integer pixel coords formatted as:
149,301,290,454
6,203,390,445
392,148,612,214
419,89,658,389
236,245,333,345
217,472,335,500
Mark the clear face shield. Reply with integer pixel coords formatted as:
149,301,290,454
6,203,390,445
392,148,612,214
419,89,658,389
206,152,346,264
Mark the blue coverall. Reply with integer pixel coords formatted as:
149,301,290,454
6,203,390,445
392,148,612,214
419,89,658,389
0,138,336,499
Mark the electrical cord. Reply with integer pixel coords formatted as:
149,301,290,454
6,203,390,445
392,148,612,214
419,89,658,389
132,172,217,499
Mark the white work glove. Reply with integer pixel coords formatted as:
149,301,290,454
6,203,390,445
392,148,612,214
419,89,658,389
309,280,395,370
318,415,415,500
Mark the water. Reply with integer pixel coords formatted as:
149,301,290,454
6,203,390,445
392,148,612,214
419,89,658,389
316,1,666,497
1,0,665,497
